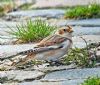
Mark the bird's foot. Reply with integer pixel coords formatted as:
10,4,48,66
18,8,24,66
46,60,64,66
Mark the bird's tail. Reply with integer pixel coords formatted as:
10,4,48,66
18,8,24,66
0,45,63,61
0,49,34,61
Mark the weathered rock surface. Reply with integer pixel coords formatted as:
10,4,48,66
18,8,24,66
0,70,44,82
73,27,100,35
3,79,84,85
5,10,100,27
1,68,100,85
50,19,100,27
42,68,100,80
6,9,65,20
0,43,37,58
68,19,100,27
0,20,23,28
30,0,100,8
73,35,100,48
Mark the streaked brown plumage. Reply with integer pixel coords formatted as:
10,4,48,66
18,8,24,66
10,26,73,66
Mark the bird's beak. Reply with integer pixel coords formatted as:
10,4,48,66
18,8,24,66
67,28,74,33
67,25,74,33
69,29,74,33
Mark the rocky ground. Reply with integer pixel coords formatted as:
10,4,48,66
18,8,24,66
0,1,100,85
30,0,100,8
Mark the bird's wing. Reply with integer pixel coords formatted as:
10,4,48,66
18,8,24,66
19,45,63,54
37,35,67,47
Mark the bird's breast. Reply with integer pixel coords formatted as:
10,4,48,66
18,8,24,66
35,49,66,61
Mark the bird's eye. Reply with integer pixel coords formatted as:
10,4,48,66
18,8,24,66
63,29,66,32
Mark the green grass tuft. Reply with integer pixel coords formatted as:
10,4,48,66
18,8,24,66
0,77,9,83
19,3,33,10
62,48,96,67
7,19,56,43
64,4,100,19
0,6,4,17
81,77,100,85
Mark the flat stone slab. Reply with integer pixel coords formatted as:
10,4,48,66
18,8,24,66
0,20,35,29
42,68,100,81
73,35,100,42
6,9,65,19
50,19,100,27
73,35,100,48
3,68,100,85
0,21,22,28
68,19,100,27
0,70,44,82
6,12,100,27
0,43,37,58
7,79,84,85
31,0,100,8
21,79,84,85
72,27,100,35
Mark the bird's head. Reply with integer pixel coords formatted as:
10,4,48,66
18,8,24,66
56,26,73,38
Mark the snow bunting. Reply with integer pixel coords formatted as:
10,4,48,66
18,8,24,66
10,26,73,66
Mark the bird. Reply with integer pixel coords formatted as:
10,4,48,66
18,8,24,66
3,26,74,66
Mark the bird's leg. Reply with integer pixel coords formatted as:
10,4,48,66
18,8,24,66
53,60,64,66
46,60,64,66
